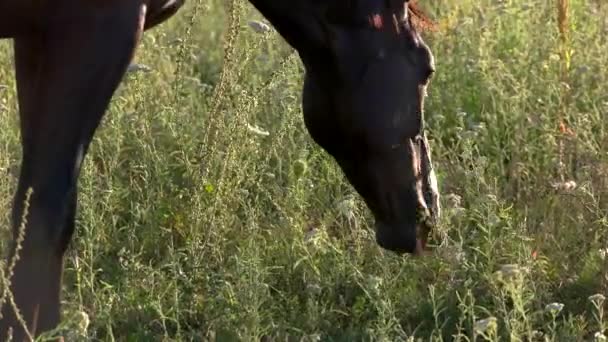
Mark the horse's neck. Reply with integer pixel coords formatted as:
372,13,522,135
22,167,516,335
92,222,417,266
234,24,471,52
247,0,325,67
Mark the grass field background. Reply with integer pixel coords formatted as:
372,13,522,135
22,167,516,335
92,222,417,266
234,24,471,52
0,0,606,340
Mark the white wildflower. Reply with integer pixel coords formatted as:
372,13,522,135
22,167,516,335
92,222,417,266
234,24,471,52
451,207,466,217
551,180,577,192
248,20,271,33
366,276,383,292
599,248,608,260
307,334,322,342
545,302,565,314
589,293,606,303
472,122,486,132
500,264,521,278
474,317,497,333
76,310,90,335
456,110,468,118
445,193,462,208
306,283,322,295
595,332,607,342
246,123,270,136
562,180,577,191
530,330,544,339
336,198,356,220
126,63,152,74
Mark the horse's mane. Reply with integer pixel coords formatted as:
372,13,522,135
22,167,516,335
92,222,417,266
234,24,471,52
408,1,436,32
325,0,436,33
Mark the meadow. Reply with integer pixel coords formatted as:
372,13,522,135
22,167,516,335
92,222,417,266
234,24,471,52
0,0,606,340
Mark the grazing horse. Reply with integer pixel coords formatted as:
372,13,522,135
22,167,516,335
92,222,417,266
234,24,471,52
0,0,440,340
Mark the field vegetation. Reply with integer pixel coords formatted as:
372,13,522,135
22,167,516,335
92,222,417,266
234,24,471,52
0,0,606,340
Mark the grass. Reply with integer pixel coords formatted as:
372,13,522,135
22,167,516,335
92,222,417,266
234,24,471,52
0,0,607,340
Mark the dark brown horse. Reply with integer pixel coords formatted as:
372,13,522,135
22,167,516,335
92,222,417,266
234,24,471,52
0,0,440,340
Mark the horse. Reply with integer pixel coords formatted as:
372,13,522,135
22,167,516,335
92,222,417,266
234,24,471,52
0,0,440,340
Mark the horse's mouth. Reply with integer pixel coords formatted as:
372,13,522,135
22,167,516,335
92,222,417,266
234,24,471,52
413,132,440,256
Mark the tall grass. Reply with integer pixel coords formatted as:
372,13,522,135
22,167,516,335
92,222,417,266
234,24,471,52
0,0,606,340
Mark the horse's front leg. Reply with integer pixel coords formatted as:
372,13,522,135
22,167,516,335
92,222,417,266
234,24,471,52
0,2,146,340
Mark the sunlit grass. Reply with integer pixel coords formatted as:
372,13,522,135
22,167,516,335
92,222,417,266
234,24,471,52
0,0,606,340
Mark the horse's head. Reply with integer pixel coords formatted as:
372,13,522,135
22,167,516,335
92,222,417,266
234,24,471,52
251,0,440,254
